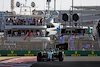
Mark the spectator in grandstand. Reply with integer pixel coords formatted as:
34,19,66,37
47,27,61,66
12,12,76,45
9,18,13,25
18,30,21,36
14,31,18,36
40,31,44,37
37,20,40,25
30,31,33,36
24,30,31,40
40,18,43,25
25,18,29,25
13,17,16,25
33,19,36,25
37,31,40,36
33,30,36,37
21,19,25,25
16,18,19,25
29,18,33,25
18,19,22,25
35,20,38,25
21,31,25,36
37,19,40,25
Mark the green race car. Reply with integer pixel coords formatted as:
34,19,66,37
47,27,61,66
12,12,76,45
37,49,64,61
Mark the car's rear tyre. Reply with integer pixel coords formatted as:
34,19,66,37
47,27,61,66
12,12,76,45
52,59,54,61
58,52,63,62
47,59,50,61
37,52,42,61
59,58,63,61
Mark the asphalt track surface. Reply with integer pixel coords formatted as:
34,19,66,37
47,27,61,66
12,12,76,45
31,61,100,67
0,56,100,67
0,56,37,67
31,57,100,67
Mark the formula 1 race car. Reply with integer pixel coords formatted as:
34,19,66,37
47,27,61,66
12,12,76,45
37,49,64,62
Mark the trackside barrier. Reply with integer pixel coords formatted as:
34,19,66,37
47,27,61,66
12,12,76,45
64,51,100,56
0,50,100,56
0,50,42,56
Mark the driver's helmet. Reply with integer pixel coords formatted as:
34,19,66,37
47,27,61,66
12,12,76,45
49,47,52,50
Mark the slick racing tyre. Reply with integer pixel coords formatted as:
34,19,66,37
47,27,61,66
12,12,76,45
52,59,54,61
58,52,63,61
37,52,42,61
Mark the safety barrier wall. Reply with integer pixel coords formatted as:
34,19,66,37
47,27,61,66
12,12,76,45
0,50,100,56
0,50,42,56
64,51,100,56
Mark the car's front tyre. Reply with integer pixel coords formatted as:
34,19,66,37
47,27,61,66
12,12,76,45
37,52,42,61
58,52,63,62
